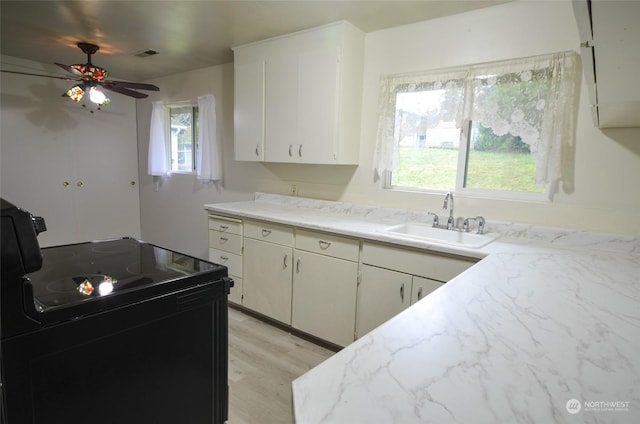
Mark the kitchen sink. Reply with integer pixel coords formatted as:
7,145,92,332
382,223,499,248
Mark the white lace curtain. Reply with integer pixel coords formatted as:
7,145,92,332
148,101,168,176
196,94,222,182
374,51,578,198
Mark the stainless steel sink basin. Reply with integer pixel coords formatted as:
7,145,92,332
382,223,499,248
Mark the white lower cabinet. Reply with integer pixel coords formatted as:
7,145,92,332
356,242,476,338
243,238,293,324
292,235,359,346
242,220,294,325
357,265,413,337
411,276,444,304
206,214,478,347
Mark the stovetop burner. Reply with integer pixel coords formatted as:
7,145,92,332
26,237,220,310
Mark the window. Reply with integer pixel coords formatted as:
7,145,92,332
374,52,577,200
169,106,198,173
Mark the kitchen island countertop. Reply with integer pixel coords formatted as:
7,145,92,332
205,193,640,423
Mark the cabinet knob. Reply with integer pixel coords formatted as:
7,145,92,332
400,283,405,302
63,181,70,188
283,254,288,268
130,181,136,186
255,145,260,156
417,287,423,301
77,181,84,188
296,258,301,274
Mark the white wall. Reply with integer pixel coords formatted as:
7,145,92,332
1,55,141,247
136,64,259,259
246,0,640,236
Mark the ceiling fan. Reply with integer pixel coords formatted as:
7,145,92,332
2,42,159,110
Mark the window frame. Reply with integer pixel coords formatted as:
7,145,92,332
166,104,199,174
379,53,576,202
384,117,548,202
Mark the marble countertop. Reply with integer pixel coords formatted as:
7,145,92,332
205,193,640,423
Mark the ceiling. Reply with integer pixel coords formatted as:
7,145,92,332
1,1,508,82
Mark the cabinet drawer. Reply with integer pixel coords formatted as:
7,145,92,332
362,242,476,282
244,220,294,246
209,248,243,278
209,231,242,254
295,229,359,262
208,214,243,235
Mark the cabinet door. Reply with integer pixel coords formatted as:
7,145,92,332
411,276,443,305
242,238,293,324
234,60,265,161
356,265,412,338
292,250,357,347
296,46,339,164
264,54,298,163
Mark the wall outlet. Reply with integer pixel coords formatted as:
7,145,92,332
291,184,298,196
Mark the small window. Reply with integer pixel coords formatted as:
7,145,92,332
169,106,198,173
390,88,543,195
376,52,577,200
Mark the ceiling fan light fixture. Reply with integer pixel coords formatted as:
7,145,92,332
89,86,110,106
70,64,108,81
66,85,84,102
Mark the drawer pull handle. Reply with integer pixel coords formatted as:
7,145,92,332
417,287,423,301
219,256,229,262
283,254,288,268
219,225,229,231
219,237,229,243
255,145,260,156
288,144,293,157
261,229,272,237
298,144,303,157
400,283,405,302
296,258,301,274
318,240,331,249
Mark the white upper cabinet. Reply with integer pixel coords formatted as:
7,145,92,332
233,21,364,164
573,0,640,128
234,60,265,161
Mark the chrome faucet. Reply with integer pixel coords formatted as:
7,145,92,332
427,212,439,228
463,216,486,234
443,192,455,230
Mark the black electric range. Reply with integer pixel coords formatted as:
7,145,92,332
27,237,227,324
1,199,232,424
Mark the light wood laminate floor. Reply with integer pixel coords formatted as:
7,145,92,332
228,307,335,424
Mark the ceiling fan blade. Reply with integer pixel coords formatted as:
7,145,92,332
55,62,83,76
1,69,79,82
103,84,149,99
104,80,160,91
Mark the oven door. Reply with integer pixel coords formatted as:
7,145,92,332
1,280,229,424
